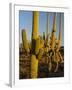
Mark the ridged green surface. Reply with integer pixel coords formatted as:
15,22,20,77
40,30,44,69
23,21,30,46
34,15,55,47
22,29,29,53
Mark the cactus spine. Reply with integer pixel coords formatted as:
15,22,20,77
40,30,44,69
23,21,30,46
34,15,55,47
22,29,29,53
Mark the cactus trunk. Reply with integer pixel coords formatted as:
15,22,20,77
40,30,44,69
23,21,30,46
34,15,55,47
31,11,39,78
31,11,39,54
35,38,40,55
51,13,57,50
31,55,38,78
45,13,49,46
57,13,62,51
32,11,39,40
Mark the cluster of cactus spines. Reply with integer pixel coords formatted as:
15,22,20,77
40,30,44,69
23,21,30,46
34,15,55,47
22,29,30,53
21,12,64,77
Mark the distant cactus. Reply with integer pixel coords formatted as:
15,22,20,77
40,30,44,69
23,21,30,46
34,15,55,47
22,29,29,53
31,55,38,78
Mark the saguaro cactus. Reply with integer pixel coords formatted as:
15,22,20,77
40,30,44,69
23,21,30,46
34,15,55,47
22,29,29,53
51,13,57,50
31,11,39,78
45,13,49,46
57,13,62,51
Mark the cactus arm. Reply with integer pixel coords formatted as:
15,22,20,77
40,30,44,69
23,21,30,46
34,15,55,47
22,29,29,53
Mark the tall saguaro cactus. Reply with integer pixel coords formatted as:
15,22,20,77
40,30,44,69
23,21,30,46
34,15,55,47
45,13,49,46
57,13,62,51
51,13,57,50
31,11,39,78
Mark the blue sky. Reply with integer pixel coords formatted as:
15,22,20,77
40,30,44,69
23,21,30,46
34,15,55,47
19,10,64,46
